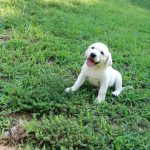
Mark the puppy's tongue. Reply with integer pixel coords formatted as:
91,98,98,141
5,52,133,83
86,59,95,67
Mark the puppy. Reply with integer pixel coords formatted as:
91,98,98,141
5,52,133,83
65,42,122,103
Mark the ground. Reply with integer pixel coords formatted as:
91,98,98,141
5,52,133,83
0,0,150,149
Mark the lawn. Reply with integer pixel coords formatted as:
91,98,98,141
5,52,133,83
0,0,150,149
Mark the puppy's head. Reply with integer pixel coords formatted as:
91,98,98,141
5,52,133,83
85,42,112,67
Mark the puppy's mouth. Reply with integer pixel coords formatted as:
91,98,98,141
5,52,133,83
86,58,100,67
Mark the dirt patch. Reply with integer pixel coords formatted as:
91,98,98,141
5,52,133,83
48,56,56,64
5,113,32,122
0,124,26,145
0,146,18,150
0,35,10,42
0,113,32,148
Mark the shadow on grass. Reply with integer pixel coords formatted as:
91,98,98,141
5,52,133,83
129,0,150,10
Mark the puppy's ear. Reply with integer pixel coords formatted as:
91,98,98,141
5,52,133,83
106,52,112,66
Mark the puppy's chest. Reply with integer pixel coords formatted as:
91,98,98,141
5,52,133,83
85,69,105,87
85,69,104,79
87,77,100,87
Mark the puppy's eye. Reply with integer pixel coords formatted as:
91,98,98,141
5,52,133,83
100,51,104,55
91,47,95,49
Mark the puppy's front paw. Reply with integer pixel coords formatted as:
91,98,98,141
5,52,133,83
95,98,105,103
65,87,72,93
95,94,105,103
112,90,121,96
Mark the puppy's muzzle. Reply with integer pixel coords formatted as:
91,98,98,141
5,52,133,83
89,53,99,64
90,52,96,58
86,52,100,67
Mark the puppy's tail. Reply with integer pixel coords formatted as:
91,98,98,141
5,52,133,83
122,86,133,91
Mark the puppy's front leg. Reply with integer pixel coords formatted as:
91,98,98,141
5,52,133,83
65,73,87,93
97,80,109,103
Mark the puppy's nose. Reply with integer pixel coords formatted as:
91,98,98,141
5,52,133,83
90,53,96,58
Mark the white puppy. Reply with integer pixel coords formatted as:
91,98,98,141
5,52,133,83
65,42,122,103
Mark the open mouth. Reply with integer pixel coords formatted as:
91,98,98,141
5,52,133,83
86,58,99,67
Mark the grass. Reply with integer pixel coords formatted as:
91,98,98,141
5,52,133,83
0,0,150,149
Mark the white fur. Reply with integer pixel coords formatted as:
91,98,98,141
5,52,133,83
65,42,123,103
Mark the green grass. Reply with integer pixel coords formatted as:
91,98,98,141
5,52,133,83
0,0,150,149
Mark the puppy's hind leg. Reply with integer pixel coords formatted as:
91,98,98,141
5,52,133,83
112,72,122,96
